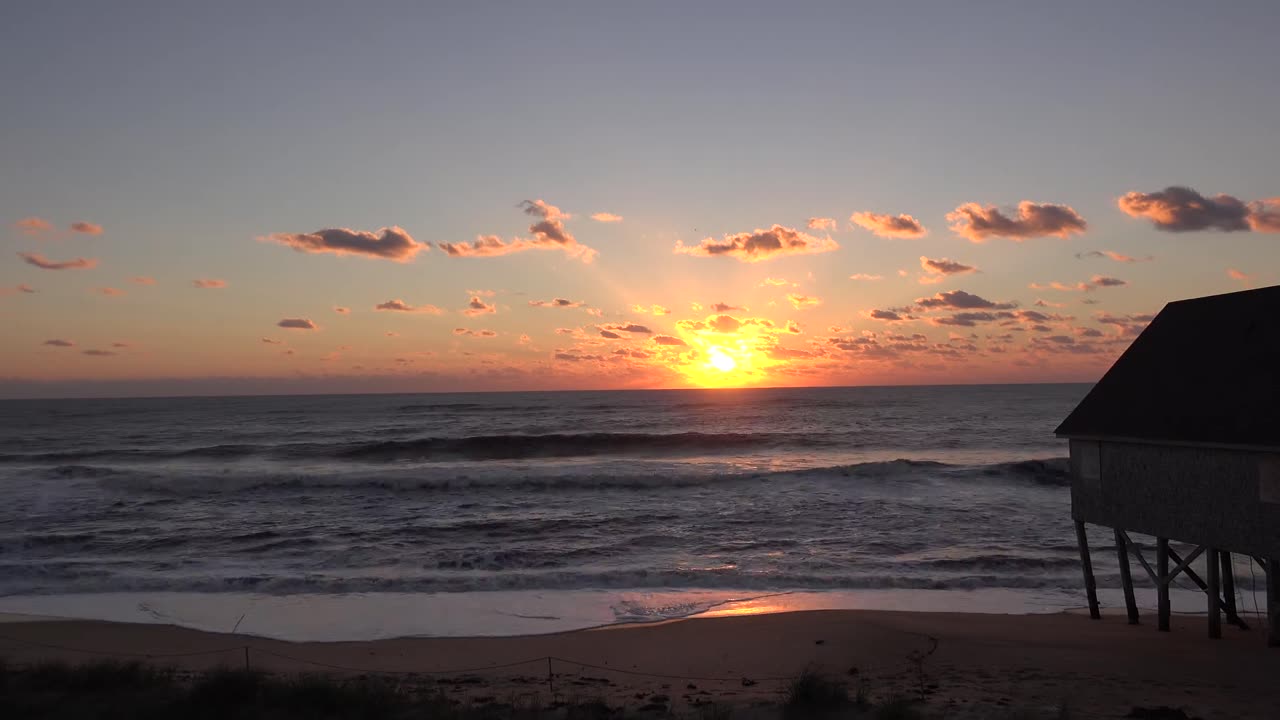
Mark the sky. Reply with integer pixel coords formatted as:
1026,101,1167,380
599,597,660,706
2,1,1278,398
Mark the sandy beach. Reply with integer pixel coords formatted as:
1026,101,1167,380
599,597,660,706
3,609,1277,718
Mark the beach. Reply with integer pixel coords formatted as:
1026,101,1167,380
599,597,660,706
4,609,1278,718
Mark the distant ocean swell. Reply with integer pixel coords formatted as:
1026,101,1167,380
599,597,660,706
32,457,1071,494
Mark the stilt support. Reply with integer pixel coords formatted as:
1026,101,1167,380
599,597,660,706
1268,557,1280,648
1075,521,1100,619
1220,552,1240,628
1206,547,1221,639
1168,546,1249,630
1156,537,1170,632
1115,529,1139,624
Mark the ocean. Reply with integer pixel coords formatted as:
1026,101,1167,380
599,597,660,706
0,384,1235,640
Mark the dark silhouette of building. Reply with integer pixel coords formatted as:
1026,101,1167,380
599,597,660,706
1056,285,1280,645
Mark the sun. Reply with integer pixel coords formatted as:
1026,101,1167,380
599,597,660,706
707,347,737,373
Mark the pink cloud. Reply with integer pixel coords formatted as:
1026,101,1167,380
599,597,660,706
1249,198,1280,233
43,339,75,347
453,328,497,338
947,201,1086,242
265,226,426,262
1227,268,1253,285
1118,187,1250,232
915,290,1016,311
919,256,977,278
192,279,227,289
18,252,98,270
442,199,596,262
807,217,837,231
1030,276,1128,292
674,224,837,263
70,221,103,235
850,212,927,239
277,318,317,330
0,284,36,296
1075,250,1152,263
95,287,126,296
334,306,351,314
531,298,585,308
463,296,497,316
14,217,53,235
591,212,623,223
374,299,445,314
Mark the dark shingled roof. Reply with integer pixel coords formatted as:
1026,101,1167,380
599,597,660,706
1056,285,1280,448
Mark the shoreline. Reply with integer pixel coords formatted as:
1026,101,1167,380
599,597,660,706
2,608,1277,718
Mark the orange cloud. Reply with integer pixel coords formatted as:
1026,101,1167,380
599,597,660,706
758,277,793,287
849,273,882,281
0,284,36,296
18,252,98,270
192,279,227,289
95,287,126,296
374,299,445,314
653,335,687,346
850,211,927,238
531,298,584,308
915,290,1016,311
70,221,103,235
630,304,671,315
591,212,623,223
43,339,75,347
1118,187,1250,232
919,256,976,284
1249,198,1280,233
1030,276,1128,292
453,328,497,338
786,293,821,309
463,296,497,316
261,337,283,344
14,217,53,235
442,199,596,262
334,306,350,314
277,318,317,329
1227,268,1253,285
601,323,653,334
674,225,837,263
265,226,426,261
947,201,1086,242
807,217,837,231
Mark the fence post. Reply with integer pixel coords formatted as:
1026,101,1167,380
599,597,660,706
244,646,250,671
547,657,554,695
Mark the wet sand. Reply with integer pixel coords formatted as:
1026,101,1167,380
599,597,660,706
2,609,1277,718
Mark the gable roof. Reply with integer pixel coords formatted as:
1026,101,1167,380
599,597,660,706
1055,285,1280,448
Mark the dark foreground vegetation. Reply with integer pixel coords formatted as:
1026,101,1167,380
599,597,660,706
1,659,1163,719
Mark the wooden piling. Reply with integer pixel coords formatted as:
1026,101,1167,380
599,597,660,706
1076,521,1100,619
1268,557,1280,648
1114,529,1139,624
1156,537,1170,632
1220,552,1241,628
1206,547,1221,639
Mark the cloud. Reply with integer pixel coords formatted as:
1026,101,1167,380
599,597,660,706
130,276,156,285
915,290,1016,311
111,342,130,348
1117,186,1253,232
711,302,745,313
374,299,445,314
1248,198,1280,233
785,320,802,334
265,226,426,261
947,201,1086,242
1034,299,1065,308
463,296,497,316
759,277,793,287
192,279,227,289
43,339,75,347
599,330,622,339
932,311,1016,327
277,318,317,330
1094,312,1155,336
1031,276,1128,292
674,225,837,262
630,303,670,315
14,217,53,235
591,212,623,223
554,351,604,362
437,199,597,262
82,349,116,356
850,212,927,239
18,252,98,270
868,309,903,321
1075,250,1152,263
70,221,103,235
334,306,350,314
849,273,882,281
652,335,688,346
919,256,977,279
95,287,126,296
807,217,837,231
601,323,652,334
531,298,585,308
453,328,497,338
786,293,821,309
0,284,37,296
261,337,282,344
1227,268,1253,284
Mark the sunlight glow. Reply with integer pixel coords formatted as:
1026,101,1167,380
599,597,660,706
707,347,737,373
